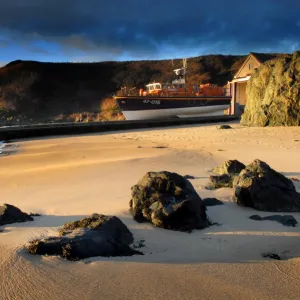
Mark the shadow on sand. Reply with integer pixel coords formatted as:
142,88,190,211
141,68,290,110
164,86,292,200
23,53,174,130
4,205,300,265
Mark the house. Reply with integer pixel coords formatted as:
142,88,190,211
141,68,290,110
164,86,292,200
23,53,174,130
228,52,282,115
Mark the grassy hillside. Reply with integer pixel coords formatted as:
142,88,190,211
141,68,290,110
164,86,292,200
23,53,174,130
0,55,246,124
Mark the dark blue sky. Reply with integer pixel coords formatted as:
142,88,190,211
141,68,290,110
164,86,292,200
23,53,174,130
0,0,299,65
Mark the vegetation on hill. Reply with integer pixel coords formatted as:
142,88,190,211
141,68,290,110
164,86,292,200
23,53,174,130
0,55,246,124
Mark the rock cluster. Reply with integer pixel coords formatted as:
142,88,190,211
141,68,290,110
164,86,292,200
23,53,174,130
233,159,300,212
207,158,300,212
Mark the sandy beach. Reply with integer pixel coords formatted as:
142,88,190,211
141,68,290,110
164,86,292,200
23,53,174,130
1,121,300,300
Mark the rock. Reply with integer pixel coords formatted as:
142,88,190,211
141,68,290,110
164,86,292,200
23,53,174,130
207,160,246,189
29,213,41,217
241,51,300,126
262,252,281,260
132,239,145,249
0,204,34,226
208,174,236,189
152,145,168,149
202,198,224,206
249,215,263,221
250,214,297,227
233,159,300,211
213,159,246,175
291,177,300,182
130,171,210,232
27,214,142,261
217,124,232,129
183,175,195,180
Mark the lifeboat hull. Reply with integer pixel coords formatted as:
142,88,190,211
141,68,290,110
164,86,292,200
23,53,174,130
114,96,231,120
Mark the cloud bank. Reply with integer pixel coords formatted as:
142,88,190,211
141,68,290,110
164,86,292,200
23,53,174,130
0,0,299,61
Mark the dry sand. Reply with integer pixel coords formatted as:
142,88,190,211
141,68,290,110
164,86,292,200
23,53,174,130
1,121,300,300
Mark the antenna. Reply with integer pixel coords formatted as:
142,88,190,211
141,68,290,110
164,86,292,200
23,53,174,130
182,58,187,78
172,58,188,83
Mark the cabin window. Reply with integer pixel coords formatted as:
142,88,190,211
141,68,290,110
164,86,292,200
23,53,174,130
249,63,253,70
155,84,161,89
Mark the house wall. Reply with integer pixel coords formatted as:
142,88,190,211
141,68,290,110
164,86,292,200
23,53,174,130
236,55,261,78
236,82,247,105
229,53,264,115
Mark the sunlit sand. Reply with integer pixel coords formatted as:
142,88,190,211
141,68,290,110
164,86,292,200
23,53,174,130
1,122,300,299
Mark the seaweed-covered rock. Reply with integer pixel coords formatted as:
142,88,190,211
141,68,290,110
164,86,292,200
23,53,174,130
207,160,246,189
213,160,246,175
241,51,300,126
0,203,33,226
130,171,209,232
233,159,300,211
27,214,142,260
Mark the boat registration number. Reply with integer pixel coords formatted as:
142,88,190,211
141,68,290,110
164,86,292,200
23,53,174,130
143,100,161,105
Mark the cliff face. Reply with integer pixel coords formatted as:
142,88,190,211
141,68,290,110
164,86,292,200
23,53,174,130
241,51,300,126
0,55,244,123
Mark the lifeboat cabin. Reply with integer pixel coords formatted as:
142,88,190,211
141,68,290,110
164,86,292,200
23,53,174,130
140,81,226,97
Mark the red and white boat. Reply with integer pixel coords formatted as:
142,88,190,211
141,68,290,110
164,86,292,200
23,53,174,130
114,59,231,120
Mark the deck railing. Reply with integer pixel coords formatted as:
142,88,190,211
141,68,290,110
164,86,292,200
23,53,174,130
116,87,233,97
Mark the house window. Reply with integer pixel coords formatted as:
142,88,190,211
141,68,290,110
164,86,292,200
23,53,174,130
249,63,253,70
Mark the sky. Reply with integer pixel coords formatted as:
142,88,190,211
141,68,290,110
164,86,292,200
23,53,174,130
0,0,299,64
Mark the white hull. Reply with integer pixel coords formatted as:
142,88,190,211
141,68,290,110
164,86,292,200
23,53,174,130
122,104,229,120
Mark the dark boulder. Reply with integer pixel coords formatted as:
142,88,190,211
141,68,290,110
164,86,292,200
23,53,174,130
0,203,34,226
249,214,297,227
130,171,210,232
241,51,300,126
233,159,300,211
27,214,142,261
202,198,224,207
